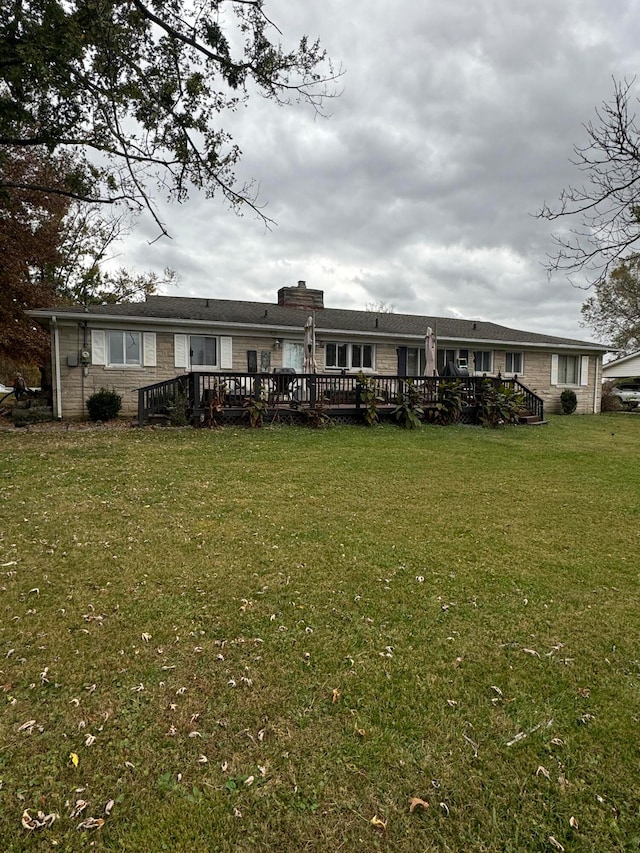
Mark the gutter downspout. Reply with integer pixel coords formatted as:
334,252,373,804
51,316,62,420
593,355,600,414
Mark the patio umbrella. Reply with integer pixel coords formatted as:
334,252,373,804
303,315,317,373
424,326,437,376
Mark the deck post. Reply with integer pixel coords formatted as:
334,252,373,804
137,389,145,426
309,374,317,407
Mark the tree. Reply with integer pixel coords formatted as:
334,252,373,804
0,146,174,368
0,148,70,366
581,255,640,352
51,203,177,306
1,0,339,236
539,79,640,287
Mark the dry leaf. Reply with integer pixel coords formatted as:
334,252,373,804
408,797,429,813
332,688,341,704
104,800,115,816
536,765,551,780
70,752,79,768
76,817,105,831
370,815,387,830
548,837,565,851
244,775,255,786
569,816,579,829
21,809,57,831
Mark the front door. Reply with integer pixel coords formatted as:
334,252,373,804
282,342,304,372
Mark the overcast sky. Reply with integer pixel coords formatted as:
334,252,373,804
119,0,640,343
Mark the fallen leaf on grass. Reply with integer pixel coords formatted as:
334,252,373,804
104,800,115,816
70,752,79,768
370,815,387,830
536,766,551,780
85,734,96,747
70,800,88,818
244,776,255,786
548,837,565,851
332,688,341,704
21,809,57,831
408,797,429,813
569,816,579,829
522,648,540,657
17,720,36,733
76,817,105,831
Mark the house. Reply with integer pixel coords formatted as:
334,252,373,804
602,351,640,381
28,281,610,420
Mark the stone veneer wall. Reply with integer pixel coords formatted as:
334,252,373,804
51,322,602,418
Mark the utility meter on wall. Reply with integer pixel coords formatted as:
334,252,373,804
81,349,91,364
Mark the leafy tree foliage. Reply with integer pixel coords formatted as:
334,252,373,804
1,0,338,235
0,147,70,365
581,255,640,352
539,80,640,286
0,147,172,367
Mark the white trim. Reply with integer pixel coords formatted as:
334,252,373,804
551,354,559,385
52,316,62,419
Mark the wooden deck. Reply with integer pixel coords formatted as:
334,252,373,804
137,371,544,427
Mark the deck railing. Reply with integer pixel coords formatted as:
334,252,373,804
137,374,189,425
136,372,544,424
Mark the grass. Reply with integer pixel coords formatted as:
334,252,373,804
1,415,639,851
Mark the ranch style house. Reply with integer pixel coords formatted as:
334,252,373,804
28,281,609,423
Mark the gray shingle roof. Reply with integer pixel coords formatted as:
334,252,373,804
29,295,609,350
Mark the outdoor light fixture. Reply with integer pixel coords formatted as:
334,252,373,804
273,339,281,350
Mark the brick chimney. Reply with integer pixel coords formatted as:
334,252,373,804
277,280,324,310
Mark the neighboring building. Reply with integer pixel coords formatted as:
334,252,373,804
602,351,640,380
28,282,610,419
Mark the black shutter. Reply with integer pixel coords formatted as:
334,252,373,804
397,346,407,375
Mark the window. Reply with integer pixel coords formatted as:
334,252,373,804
190,335,217,367
473,350,493,373
351,344,373,369
436,348,469,373
558,354,579,384
505,352,523,374
407,347,426,375
325,342,374,370
174,334,232,370
108,331,141,366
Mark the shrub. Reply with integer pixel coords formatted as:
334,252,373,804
425,380,463,425
393,380,424,429
357,372,384,426
86,388,122,421
560,389,577,415
478,379,525,427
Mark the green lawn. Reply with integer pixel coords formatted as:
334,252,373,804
1,416,639,851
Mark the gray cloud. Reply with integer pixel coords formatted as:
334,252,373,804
115,0,640,343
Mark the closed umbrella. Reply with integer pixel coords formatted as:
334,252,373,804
303,315,317,373
424,326,436,377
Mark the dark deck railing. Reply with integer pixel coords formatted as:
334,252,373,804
136,372,544,425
